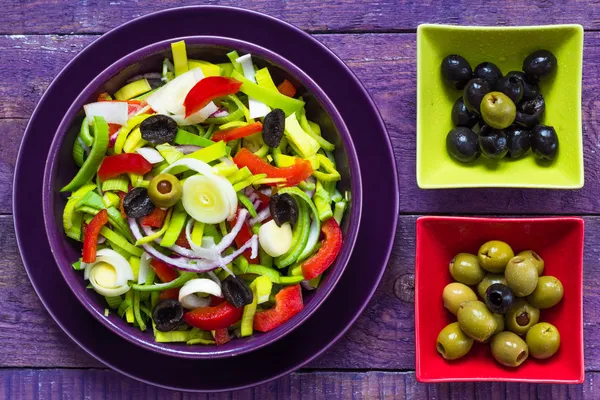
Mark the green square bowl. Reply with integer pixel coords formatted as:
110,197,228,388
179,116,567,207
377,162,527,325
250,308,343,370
416,24,584,189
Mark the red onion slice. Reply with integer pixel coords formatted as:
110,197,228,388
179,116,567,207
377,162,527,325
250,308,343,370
249,208,270,226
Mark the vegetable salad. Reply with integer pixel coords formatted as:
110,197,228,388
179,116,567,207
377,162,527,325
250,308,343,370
61,40,349,345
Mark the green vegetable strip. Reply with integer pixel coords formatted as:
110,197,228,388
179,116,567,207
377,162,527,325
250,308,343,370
174,129,216,147
130,272,196,292
219,221,228,237
227,94,252,123
190,221,205,246
156,143,184,165
114,78,152,101
182,141,228,164
255,67,278,91
233,174,267,192
75,192,133,242
254,144,269,158
162,58,175,83
171,40,188,77
125,291,135,322
227,50,243,73
134,87,159,100
288,264,303,277
101,175,129,192
241,281,258,337
115,114,151,155
133,290,147,331
129,256,140,281
117,297,132,318
151,291,160,309
259,247,273,269
204,124,216,139
313,180,334,222
107,206,135,243
309,121,321,136
236,193,257,218
298,180,316,191
155,330,191,343
230,70,305,117
331,190,343,203
204,99,246,125
279,276,304,285
142,267,156,303
275,202,310,268
72,139,85,167
102,192,120,208
277,186,321,233
228,167,252,184
313,154,341,182
100,227,144,257
233,263,281,283
62,116,109,192
79,118,93,147
105,296,123,310
334,201,347,225
72,259,83,270
298,110,335,151
187,338,216,345
107,241,134,260
160,207,187,247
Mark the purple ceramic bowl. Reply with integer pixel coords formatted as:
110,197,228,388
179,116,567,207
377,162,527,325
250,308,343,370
42,36,362,359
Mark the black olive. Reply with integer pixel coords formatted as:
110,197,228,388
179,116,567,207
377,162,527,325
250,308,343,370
140,114,178,144
479,125,508,159
451,97,478,128
515,94,545,128
495,75,524,104
152,299,184,332
523,50,557,80
485,283,515,314
446,127,480,163
473,62,503,87
222,276,253,308
531,124,559,161
262,108,285,147
269,193,299,227
463,78,492,114
505,126,531,159
441,54,473,90
505,71,540,101
123,187,155,218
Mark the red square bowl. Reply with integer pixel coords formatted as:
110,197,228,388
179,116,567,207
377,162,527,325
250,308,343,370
415,216,584,383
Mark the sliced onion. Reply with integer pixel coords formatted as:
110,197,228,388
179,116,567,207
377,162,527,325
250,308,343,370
247,192,259,203
236,54,270,119
133,105,152,116
219,156,234,166
84,101,128,125
138,252,152,284
259,188,272,197
252,199,262,210
206,271,221,287
179,278,222,299
180,294,210,310
249,207,271,226
301,280,318,291
147,68,204,115
174,145,202,155
83,248,134,296
136,147,164,164
211,109,230,118
219,235,258,267
215,209,248,252
298,218,320,261
182,175,237,223
171,102,218,125
162,158,214,176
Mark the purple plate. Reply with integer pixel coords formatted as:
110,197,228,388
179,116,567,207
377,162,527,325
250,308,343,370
13,6,398,392
43,35,362,359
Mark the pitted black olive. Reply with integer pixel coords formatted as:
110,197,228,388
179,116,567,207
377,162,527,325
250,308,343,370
123,187,155,218
515,94,545,128
262,108,285,147
269,193,299,227
140,114,178,144
153,299,184,332
222,276,253,308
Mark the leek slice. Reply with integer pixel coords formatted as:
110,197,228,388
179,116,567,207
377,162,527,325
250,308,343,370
174,129,216,147
255,68,278,91
101,175,129,192
123,127,147,153
334,201,347,225
135,209,172,245
114,114,151,154
227,50,243,73
187,59,220,77
100,227,144,257
156,143,184,164
241,280,258,337
130,272,196,292
160,205,187,247
298,109,335,151
313,153,341,182
171,40,188,77
102,192,120,208
283,113,320,159
114,78,152,101
236,193,257,218
313,180,334,222
274,202,310,268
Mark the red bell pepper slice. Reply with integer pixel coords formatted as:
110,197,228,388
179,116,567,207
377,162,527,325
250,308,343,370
254,285,304,332
97,92,112,102
175,230,191,249
301,218,343,280
212,122,263,142
233,148,313,187
108,123,122,136
141,207,168,228
184,301,243,330
184,76,242,117
229,211,258,263
117,191,127,218
214,328,231,345
150,259,180,300
97,153,152,181
277,79,297,97
82,209,108,263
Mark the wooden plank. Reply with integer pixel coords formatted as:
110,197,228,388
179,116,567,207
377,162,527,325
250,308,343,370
1,214,600,370
0,120,23,214
3,33,600,214
1,369,599,399
0,1,598,34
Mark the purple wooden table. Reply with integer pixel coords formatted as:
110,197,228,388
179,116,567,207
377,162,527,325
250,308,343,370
2,2,600,398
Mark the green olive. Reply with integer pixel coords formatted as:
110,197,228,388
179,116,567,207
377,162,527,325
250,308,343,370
527,276,564,309
526,322,560,359
148,173,182,208
478,240,514,273
457,300,498,342
484,314,506,343
480,92,516,129
443,282,478,315
517,250,545,275
436,322,474,360
477,273,507,299
505,299,540,335
490,331,529,367
449,253,485,285
505,256,539,297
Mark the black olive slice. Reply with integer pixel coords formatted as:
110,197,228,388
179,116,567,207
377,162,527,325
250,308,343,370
262,108,285,147
123,187,155,218
140,114,178,144
222,276,253,308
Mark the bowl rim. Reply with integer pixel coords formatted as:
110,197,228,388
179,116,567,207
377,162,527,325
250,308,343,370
42,35,363,359
415,23,585,189
414,215,584,383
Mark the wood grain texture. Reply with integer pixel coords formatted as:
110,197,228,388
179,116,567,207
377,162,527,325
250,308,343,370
0,1,598,34
3,33,600,214
2,369,599,399
2,214,600,371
